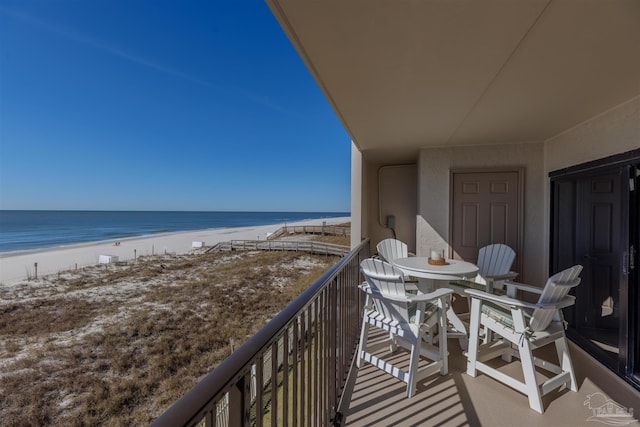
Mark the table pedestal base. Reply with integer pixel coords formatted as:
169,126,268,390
416,278,468,350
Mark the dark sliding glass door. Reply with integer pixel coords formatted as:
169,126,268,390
576,170,625,370
550,151,639,387
630,164,640,385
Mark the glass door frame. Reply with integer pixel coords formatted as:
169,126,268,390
549,149,639,388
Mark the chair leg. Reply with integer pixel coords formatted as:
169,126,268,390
519,339,544,414
501,343,514,363
422,315,437,345
389,331,397,352
482,328,493,345
510,310,544,413
357,319,369,369
438,296,449,375
465,298,481,377
555,336,577,392
406,340,420,398
446,303,468,351
518,336,544,413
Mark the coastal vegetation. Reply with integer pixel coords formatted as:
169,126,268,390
0,231,348,425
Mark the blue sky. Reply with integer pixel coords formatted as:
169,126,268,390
0,1,351,212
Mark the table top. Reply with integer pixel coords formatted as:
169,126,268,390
393,257,479,281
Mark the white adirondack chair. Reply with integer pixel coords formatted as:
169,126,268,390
357,258,452,398
465,265,583,413
476,243,518,290
376,238,411,263
448,244,517,343
376,238,419,287
449,243,517,295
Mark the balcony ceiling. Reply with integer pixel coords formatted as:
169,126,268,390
267,0,640,158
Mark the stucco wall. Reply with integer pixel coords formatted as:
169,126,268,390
544,96,640,173
417,143,545,285
362,160,417,255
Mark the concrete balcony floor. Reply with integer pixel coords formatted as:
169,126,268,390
343,330,640,426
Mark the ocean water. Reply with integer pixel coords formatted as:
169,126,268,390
0,210,349,253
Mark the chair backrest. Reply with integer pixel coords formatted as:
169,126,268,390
477,244,516,277
360,258,410,323
376,238,409,263
529,265,583,331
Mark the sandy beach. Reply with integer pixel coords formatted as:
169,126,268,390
0,216,350,285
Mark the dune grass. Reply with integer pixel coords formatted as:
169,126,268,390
0,249,340,426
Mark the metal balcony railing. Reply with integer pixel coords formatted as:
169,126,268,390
152,239,370,427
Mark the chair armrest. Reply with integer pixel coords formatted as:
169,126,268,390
361,270,403,282
405,283,419,292
359,284,416,303
465,289,577,311
367,291,410,303
545,295,576,309
359,283,452,304
487,271,518,281
408,287,453,303
504,280,544,294
464,288,538,309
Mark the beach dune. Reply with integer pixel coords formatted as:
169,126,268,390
0,217,350,284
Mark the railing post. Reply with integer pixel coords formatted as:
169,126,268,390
306,308,312,426
271,341,279,427
293,317,299,426
282,329,289,427
228,374,251,426
255,357,264,427
329,277,337,423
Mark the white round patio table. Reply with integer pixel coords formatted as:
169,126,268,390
393,257,479,349
392,257,479,281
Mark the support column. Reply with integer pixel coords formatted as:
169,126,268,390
350,141,362,249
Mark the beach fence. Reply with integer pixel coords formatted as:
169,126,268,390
267,224,350,241
207,240,350,256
